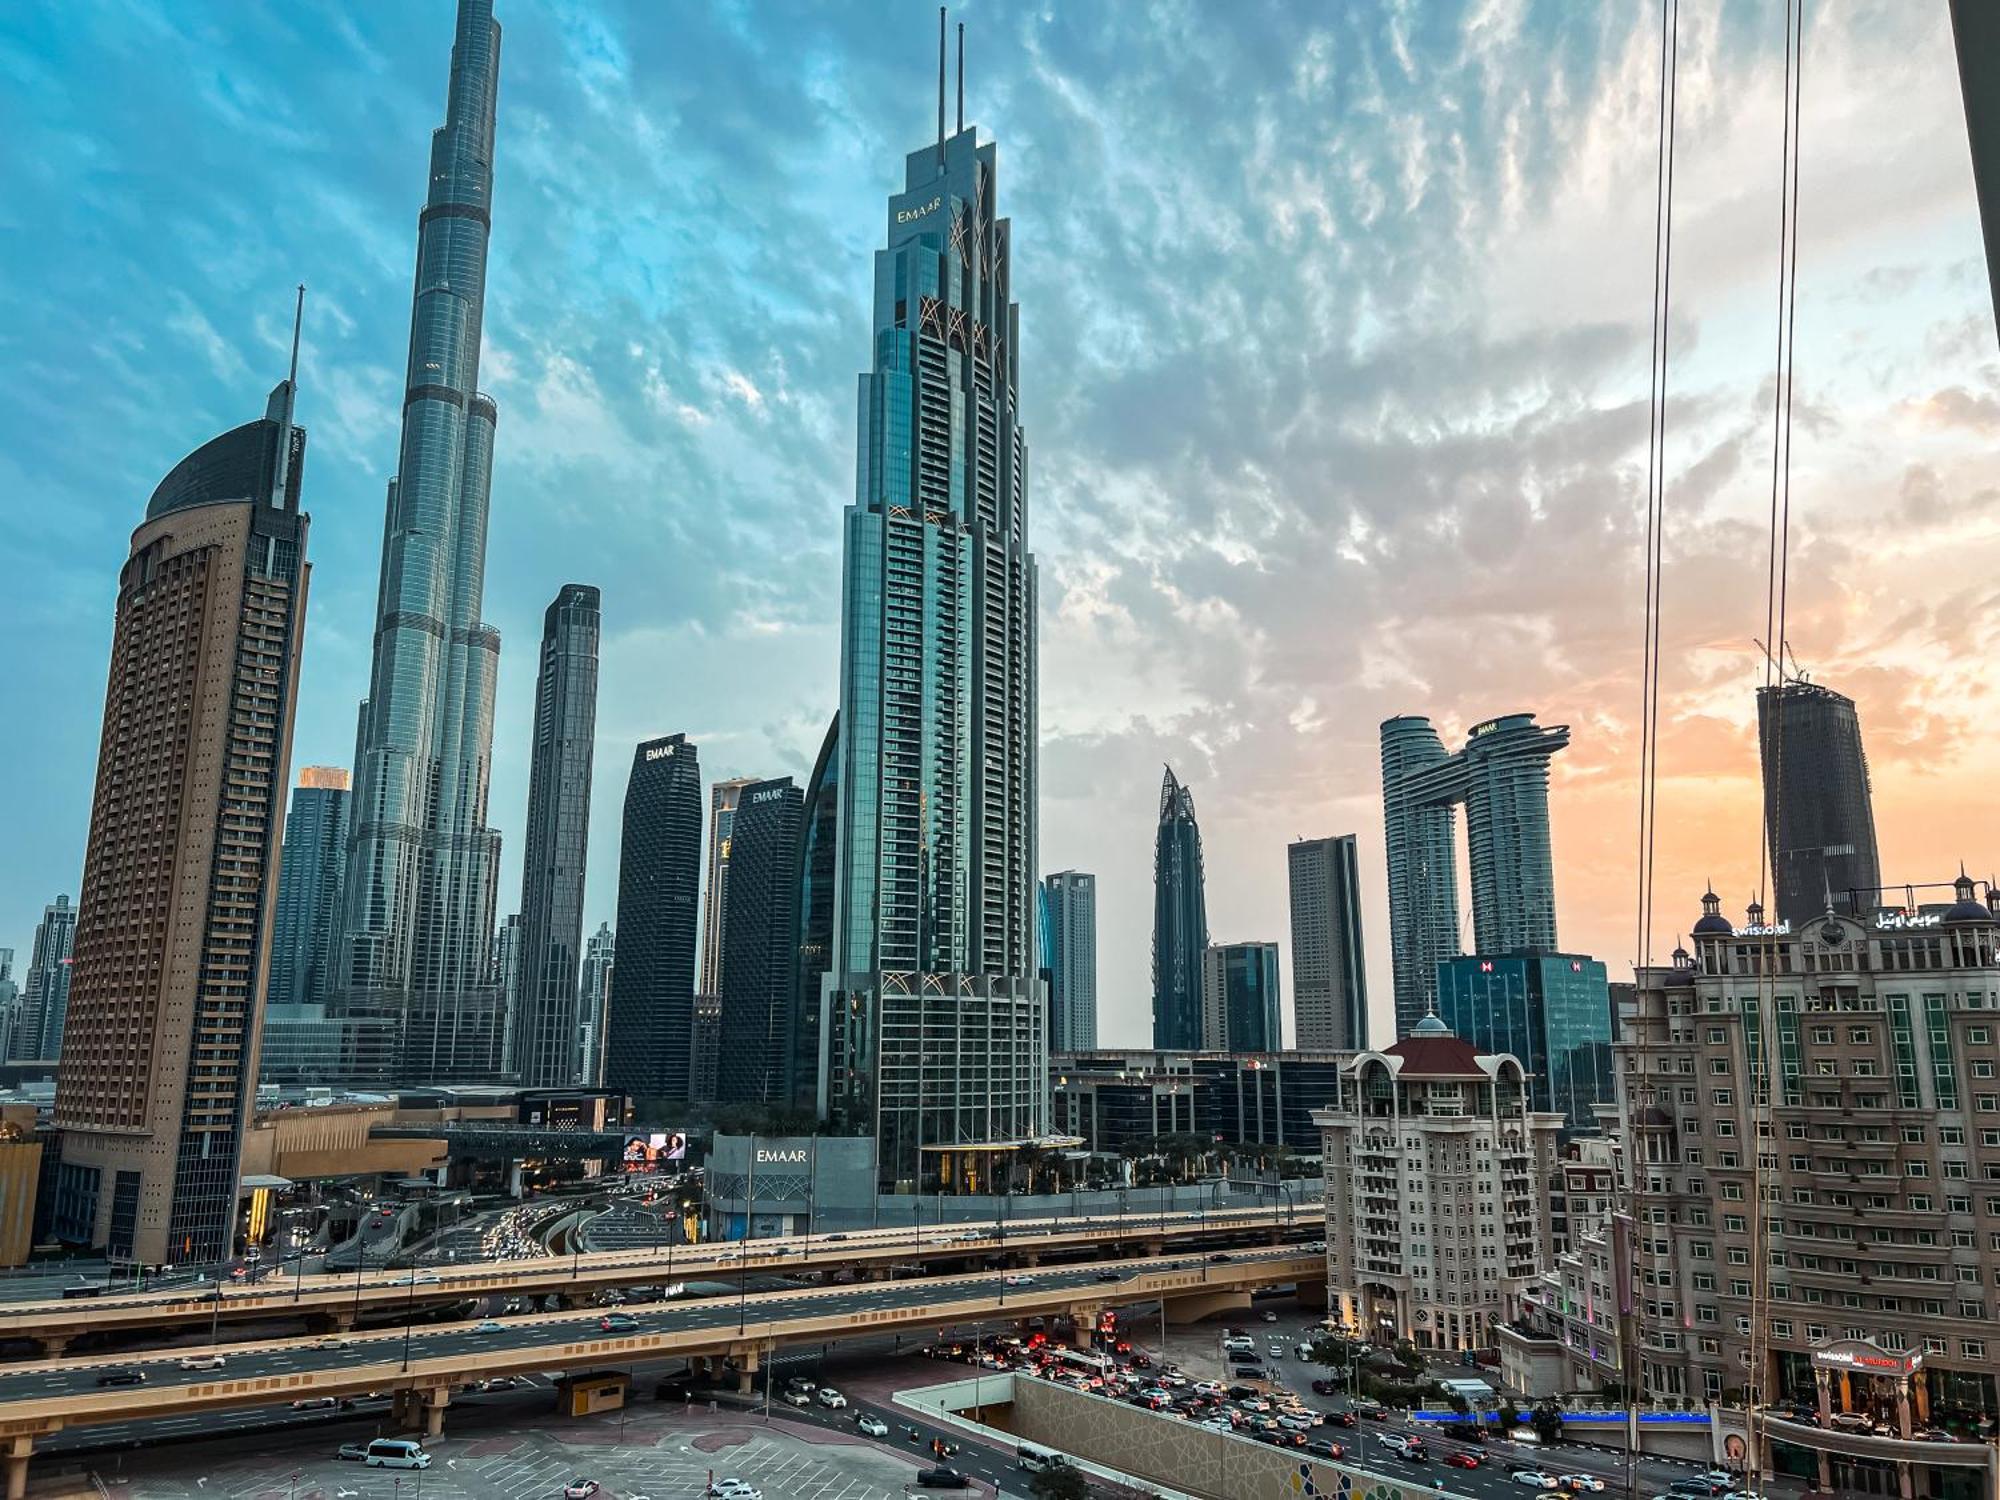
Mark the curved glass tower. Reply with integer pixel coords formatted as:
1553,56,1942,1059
1151,766,1208,1051
337,0,506,1082
826,82,1046,1191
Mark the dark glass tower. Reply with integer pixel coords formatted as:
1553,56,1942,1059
1436,952,1611,1131
269,769,351,1008
1757,680,1881,925
15,895,75,1063
792,714,839,1109
1287,834,1368,1050
1043,871,1097,1052
1152,766,1209,1051
1201,941,1281,1052
717,778,804,1105
512,583,600,1086
337,0,507,1083
606,735,702,1103
826,53,1045,1190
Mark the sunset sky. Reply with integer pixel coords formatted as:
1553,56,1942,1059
3,1,1997,1048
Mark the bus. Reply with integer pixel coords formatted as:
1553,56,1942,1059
1054,1347,1114,1380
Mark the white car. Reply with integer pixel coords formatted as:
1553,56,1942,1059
178,1353,226,1371
816,1387,848,1409
1260,1310,1278,1323
856,1413,889,1437
315,1336,353,1351
1511,1474,1558,1491
782,1388,812,1407
1003,1274,1033,1286
1559,1478,1606,1494
707,1483,762,1500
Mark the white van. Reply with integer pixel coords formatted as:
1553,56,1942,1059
1019,1447,1068,1474
364,1439,431,1470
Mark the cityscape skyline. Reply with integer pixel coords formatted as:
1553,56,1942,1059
5,4,2000,1053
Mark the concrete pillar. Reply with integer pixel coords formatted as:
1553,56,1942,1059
3,1437,29,1500
37,1335,66,1359
422,1388,450,1439
1895,1376,1913,1440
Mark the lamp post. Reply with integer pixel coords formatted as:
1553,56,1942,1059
400,1268,418,1372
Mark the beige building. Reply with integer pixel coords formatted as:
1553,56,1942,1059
1314,1016,1563,1352
53,365,309,1266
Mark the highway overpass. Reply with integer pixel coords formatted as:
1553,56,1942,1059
0,1204,1311,1355
0,1246,1322,1498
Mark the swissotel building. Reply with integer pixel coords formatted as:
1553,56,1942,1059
824,46,1047,1191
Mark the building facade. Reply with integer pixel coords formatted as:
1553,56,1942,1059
14,895,75,1063
268,768,349,1011
54,359,310,1266
1757,679,1882,927
1201,941,1282,1052
717,778,803,1106
1288,835,1368,1051
512,583,600,1087
1435,951,1613,1132
1043,871,1098,1052
1314,1017,1563,1352
1380,717,1461,1038
792,715,839,1112
335,0,508,1084
577,921,613,1086
699,777,757,999
605,735,702,1105
825,101,1046,1190
492,912,523,1074
1152,766,1209,1051
1053,1048,1351,1159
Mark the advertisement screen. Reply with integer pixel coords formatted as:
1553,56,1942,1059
622,1132,689,1172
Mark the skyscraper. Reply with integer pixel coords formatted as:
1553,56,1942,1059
1757,679,1882,926
492,911,523,1074
577,921,614,1086
699,777,757,999
1382,713,1568,1035
15,895,75,1063
1201,941,1282,1052
1435,952,1611,1132
824,35,1046,1192
54,336,310,1266
269,768,350,1010
1288,835,1368,1050
1152,767,1209,1051
606,735,702,1104
717,778,803,1105
336,0,507,1084
792,715,839,1110
1042,871,1098,1052
512,583,600,1087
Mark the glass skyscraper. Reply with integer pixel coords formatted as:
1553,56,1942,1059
1043,871,1098,1052
1287,834,1368,1050
1382,712,1567,1035
335,0,507,1083
1435,951,1611,1132
717,778,803,1106
512,583,599,1087
700,778,757,999
14,895,75,1063
792,714,839,1111
269,768,350,1009
1201,940,1282,1052
606,735,703,1104
826,82,1046,1191
1152,766,1209,1051
1757,679,1881,926
577,921,614,1085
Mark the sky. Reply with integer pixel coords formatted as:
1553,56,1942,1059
3,1,1998,1051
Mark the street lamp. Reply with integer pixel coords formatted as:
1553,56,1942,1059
400,1267,418,1372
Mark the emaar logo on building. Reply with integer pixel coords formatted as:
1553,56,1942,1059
896,195,942,224
756,1148,808,1164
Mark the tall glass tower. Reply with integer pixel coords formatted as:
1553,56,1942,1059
1152,767,1209,1051
337,0,506,1083
1380,716,1462,1037
1043,870,1097,1052
1287,834,1368,1050
826,42,1046,1191
269,769,351,1009
1757,679,1881,925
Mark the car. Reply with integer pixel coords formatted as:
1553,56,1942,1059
1002,1274,1033,1286
336,1443,369,1461
856,1413,889,1437
825,1232,849,1242
1827,1412,1880,1433
1325,1410,1358,1427
816,1387,848,1409
1096,1269,1123,1282
1278,1415,1314,1432
1560,1478,1606,1494
1695,1473,1736,1488
1310,1379,1340,1395
1209,1252,1233,1263
914,1470,970,1490
598,1313,640,1333
1378,1434,1415,1455
95,1368,146,1388
706,1483,762,1500
315,1333,354,1350
1305,1440,1346,1460
473,1319,505,1333
178,1353,227,1371
783,1388,813,1407
1666,1483,1733,1498
1350,1398,1386,1420
404,1271,440,1285
1512,1472,1559,1490
785,1376,818,1395
1445,1452,1482,1469
563,1482,600,1500
1304,1240,1327,1251
1261,1310,1278,1322
291,1396,353,1412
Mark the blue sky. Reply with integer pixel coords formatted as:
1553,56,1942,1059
4,1,1998,1047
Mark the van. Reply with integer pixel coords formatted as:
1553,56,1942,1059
364,1439,431,1470
1018,1447,1067,1474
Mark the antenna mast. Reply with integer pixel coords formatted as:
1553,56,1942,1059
957,21,965,135
288,283,305,389
936,7,947,168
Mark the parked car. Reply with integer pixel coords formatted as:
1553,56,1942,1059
563,1482,600,1499
705,1483,762,1500
336,1443,369,1461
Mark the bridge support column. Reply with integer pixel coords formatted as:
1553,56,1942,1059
36,1335,67,1359
3,1436,29,1500
420,1386,451,1439
732,1343,762,1396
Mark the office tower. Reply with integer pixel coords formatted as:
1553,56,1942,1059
792,714,839,1110
336,0,507,1083
577,921,613,1086
54,338,310,1266
1287,835,1368,1051
0,951,13,1067
1435,951,1611,1131
1152,767,1209,1051
512,583,600,1087
825,48,1046,1191
1042,871,1097,1052
1757,679,1882,926
690,993,721,1100
16,896,75,1062
1200,941,1282,1052
268,768,350,1010
699,777,757,999
717,778,803,1105
606,735,702,1103
492,913,523,1073
1382,713,1568,1035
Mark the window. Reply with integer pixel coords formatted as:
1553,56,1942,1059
1707,1027,1726,1044
1849,1027,1872,1044
1972,1028,1992,1046
1812,1028,1835,1045
1711,1059,1731,1075
1978,1061,1997,1079
1713,1089,1734,1106
1903,1126,1928,1144
1692,1272,1716,1291
1966,1339,1988,1358
1943,1128,1966,1146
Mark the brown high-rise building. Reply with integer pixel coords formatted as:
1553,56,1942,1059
53,336,310,1267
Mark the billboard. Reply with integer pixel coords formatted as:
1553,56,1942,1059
621,1131,688,1172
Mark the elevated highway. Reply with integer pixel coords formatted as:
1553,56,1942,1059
2,1205,1311,1355
0,1247,1322,1497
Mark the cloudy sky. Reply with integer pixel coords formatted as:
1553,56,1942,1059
3,0,1997,1049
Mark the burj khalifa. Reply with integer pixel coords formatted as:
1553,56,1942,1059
335,0,507,1082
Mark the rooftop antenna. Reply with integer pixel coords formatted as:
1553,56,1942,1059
957,20,965,135
288,282,305,389
936,7,947,169
269,282,306,506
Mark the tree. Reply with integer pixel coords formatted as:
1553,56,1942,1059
1029,1464,1090,1500
1498,1400,1521,1433
1530,1399,1565,1445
